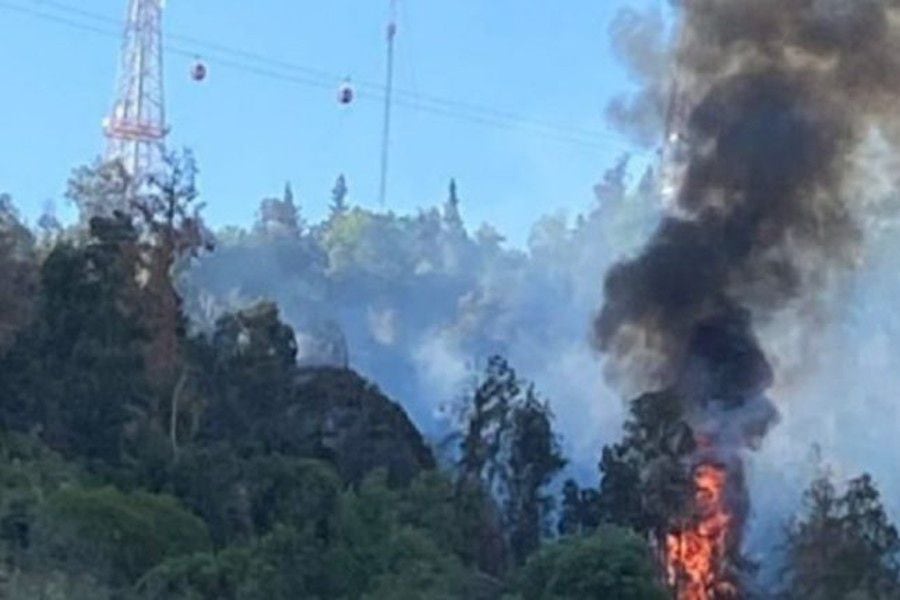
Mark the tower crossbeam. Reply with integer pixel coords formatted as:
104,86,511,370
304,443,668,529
103,0,167,186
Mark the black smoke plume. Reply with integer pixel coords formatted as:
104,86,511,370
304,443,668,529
596,0,900,589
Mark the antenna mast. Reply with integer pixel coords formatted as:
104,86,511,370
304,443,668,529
659,21,688,211
378,0,397,205
104,0,168,186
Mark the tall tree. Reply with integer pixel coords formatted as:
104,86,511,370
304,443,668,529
443,178,464,233
558,479,601,537
456,356,566,569
781,473,900,599
504,388,566,565
597,389,695,543
0,214,153,466
133,152,209,385
458,355,519,489
0,196,38,355
254,182,303,239
193,301,299,451
330,174,349,218
558,479,583,538
67,160,130,223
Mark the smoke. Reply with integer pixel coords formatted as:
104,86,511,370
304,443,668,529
595,0,900,586
605,6,673,147
175,8,900,582
181,171,659,468
746,220,900,582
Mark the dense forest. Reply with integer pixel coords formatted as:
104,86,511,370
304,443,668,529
0,157,898,599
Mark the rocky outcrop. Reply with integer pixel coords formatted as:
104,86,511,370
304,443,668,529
291,367,435,486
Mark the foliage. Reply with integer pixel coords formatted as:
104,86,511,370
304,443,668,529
168,451,341,546
504,390,567,564
32,486,211,584
0,195,37,355
557,478,601,537
0,214,156,468
457,356,566,569
188,302,435,486
138,472,476,600
330,174,349,218
781,473,900,599
254,182,304,239
3,570,115,600
323,471,471,598
66,160,131,222
0,434,97,597
192,301,300,452
396,470,478,561
597,389,695,540
459,355,521,487
0,168,669,599
0,431,82,568
508,525,668,600
132,151,210,383
444,179,464,233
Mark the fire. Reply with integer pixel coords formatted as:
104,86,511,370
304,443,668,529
666,463,738,600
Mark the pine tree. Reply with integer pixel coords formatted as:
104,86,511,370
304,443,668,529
255,182,302,239
330,174,349,218
281,181,305,234
443,178,464,232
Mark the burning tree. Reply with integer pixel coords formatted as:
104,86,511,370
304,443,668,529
666,463,738,599
599,312,774,598
596,1,900,597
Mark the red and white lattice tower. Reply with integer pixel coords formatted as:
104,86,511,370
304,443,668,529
103,0,168,184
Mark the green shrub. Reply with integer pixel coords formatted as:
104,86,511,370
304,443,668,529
511,525,667,600
35,486,211,583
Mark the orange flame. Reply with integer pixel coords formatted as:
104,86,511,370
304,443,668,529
666,463,737,600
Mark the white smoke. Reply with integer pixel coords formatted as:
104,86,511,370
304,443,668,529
181,163,658,466
746,210,900,573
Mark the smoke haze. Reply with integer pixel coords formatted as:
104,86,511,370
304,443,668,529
182,167,659,475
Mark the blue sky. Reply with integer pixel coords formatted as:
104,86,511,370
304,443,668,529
0,0,661,246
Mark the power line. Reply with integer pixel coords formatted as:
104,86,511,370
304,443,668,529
5,0,654,155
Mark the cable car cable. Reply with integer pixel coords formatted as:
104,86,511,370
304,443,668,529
20,0,649,152
29,0,646,148
1,0,656,155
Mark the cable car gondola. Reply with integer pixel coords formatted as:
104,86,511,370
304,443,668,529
191,60,208,82
337,78,354,105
